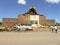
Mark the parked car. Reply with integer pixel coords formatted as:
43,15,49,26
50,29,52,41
13,25,32,31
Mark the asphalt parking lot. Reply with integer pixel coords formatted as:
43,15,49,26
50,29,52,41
0,31,60,45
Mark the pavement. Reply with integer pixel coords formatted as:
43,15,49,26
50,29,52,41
0,31,60,45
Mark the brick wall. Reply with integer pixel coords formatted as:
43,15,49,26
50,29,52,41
3,18,18,27
18,14,27,25
45,20,56,26
39,15,46,25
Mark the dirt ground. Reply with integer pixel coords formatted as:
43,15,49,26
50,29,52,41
0,30,60,45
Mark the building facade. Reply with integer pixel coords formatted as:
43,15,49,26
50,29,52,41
2,6,56,28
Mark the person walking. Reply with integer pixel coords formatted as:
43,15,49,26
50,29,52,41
50,26,54,33
54,25,58,33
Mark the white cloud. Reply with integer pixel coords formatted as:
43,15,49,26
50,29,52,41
46,0,60,4
17,0,26,5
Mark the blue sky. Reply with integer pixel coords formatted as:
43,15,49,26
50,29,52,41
0,0,60,23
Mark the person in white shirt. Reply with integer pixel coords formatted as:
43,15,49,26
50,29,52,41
54,25,58,33
50,26,54,33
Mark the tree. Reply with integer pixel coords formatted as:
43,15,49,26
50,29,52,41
0,22,2,26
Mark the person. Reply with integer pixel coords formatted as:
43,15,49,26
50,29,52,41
54,25,58,33
50,25,54,33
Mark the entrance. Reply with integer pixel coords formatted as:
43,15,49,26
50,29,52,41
30,20,38,24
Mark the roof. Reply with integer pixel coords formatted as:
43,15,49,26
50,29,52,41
25,6,38,15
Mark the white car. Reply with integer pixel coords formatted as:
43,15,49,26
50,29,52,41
14,25,32,31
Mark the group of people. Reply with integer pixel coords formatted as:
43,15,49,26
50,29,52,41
50,25,58,33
